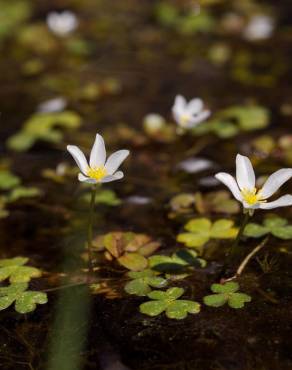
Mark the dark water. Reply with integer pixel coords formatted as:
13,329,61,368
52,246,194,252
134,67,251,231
0,0,292,369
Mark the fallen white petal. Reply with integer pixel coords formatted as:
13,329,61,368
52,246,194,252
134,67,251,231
177,157,214,173
67,145,88,174
236,154,255,190
89,134,106,168
260,168,292,199
215,172,242,201
259,194,292,209
105,150,129,175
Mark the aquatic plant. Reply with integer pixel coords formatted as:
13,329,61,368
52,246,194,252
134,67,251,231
92,231,161,271
149,249,206,273
244,216,292,240
0,283,47,313
7,111,82,152
203,282,251,309
215,154,292,214
177,218,238,254
0,257,42,283
67,135,129,273
125,269,167,296
194,105,270,138
172,95,210,130
140,287,200,319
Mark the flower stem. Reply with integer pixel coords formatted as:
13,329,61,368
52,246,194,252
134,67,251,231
229,211,250,261
87,185,97,274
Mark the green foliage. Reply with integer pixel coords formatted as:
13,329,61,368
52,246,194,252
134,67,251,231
7,111,82,151
0,170,21,190
177,218,238,253
125,269,167,296
193,191,240,215
92,232,161,271
0,0,32,42
194,105,270,138
244,216,292,240
82,189,121,206
155,3,214,34
7,186,41,202
203,282,251,309
149,249,206,273
140,287,200,319
0,257,42,283
0,283,47,314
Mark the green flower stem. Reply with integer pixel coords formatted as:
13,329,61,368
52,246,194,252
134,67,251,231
87,184,98,274
228,212,250,261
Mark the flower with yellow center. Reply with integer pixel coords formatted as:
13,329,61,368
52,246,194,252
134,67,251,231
215,154,292,211
67,133,129,184
172,94,210,129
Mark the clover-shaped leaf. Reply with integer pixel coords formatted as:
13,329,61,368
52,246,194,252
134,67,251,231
149,249,206,273
0,257,42,283
92,231,161,271
194,191,240,215
125,269,167,296
140,287,200,319
244,216,292,240
177,218,238,253
0,283,47,313
203,282,251,309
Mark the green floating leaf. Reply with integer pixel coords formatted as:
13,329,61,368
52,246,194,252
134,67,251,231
118,253,148,272
194,105,270,138
0,283,47,313
7,186,41,202
140,287,200,319
82,189,121,206
149,249,206,273
0,170,21,190
0,257,42,283
7,111,82,151
125,269,167,296
244,216,292,240
203,282,251,309
177,218,238,253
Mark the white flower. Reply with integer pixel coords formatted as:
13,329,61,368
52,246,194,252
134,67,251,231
67,134,129,184
215,154,292,211
47,11,78,37
143,113,166,133
243,15,274,41
172,95,210,129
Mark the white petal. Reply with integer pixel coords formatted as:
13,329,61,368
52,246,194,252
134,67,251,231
174,95,186,111
215,172,242,201
188,110,211,127
259,195,292,209
187,98,203,114
259,169,292,199
67,145,88,174
105,150,129,175
236,154,255,191
101,171,124,183
89,134,106,168
78,173,97,184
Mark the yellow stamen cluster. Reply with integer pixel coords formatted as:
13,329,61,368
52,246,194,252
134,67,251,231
87,166,107,181
180,114,191,126
241,188,266,206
